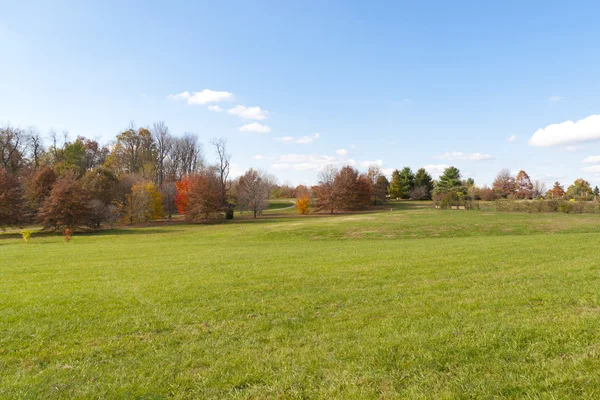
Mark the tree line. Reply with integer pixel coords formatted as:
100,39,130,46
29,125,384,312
2,121,600,231
0,122,281,231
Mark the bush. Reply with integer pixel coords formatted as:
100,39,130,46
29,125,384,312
20,229,31,244
479,188,497,201
495,199,596,213
295,194,311,215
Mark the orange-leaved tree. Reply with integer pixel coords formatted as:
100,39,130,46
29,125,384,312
174,176,191,215
296,194,310,214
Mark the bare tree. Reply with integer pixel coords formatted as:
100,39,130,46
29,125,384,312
210,137,231,209
0,124,25,173
26,127,44,169
151,121,172,185
236,169,276,218
160,181,178,219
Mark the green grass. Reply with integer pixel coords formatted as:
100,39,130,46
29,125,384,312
2,203,600,398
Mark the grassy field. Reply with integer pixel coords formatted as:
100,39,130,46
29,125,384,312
2,203,600,398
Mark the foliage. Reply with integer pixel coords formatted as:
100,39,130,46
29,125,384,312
312,165,338,213
414,168,433,199
547,181,565,199
295,194,311,214
174,176,191,215
20,229,31,244
566,178,592,200
478,187,498,201
514,170,533,199
38,171,94,230
0,168,25,228
62,228,72,242
493,169,515,198
124,182,164,224
24,166,56,214
494,199,599,213
437,166,461,192
185,167,224,221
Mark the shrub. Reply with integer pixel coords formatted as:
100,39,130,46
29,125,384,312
495,199,596,213
63,228,72,243
296,194,311,215
20,229,31,244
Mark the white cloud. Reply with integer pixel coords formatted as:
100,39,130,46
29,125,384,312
276,133,319,144
549,96,561,102
271,152,355,172
228,105,268,120
168,89,233,105
296,133,320,144
565,145,583,152
208,105,223,112
336,149,348,156
435,152,494,161
507,135,517,142
254,154,265,160
529,114,600,147
360,160,383,167
239,123,271,133
582,155,600,164
381,168,395,177
582,165,600,174
350,144,357,149
423,164,450,178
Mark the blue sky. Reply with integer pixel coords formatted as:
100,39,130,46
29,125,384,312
2,0,600,187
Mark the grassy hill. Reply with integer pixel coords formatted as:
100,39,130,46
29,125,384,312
2,203,600,398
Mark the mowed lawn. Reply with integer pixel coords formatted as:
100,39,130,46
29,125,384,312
2,205,600,398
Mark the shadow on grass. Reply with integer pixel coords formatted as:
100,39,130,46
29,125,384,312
0,227,182,242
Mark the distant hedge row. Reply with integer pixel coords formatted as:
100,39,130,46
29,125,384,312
494,199,600,213
436,197,600,213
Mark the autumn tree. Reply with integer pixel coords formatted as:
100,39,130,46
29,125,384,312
0,168,25,228
24,166,56,216
414,168,434,199
493,169,515,198
333,166,371,210
295,193,310,214
566,178,592,200
514,170,533,199
547,181,565,199
124,182,163,224
312,165,338,213
174,176,191,214
236,169,276,218
388,169,402,199
38,171,94,230
185,167,224,221
81,166,119,227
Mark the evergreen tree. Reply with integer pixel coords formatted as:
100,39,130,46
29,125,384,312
437,166,461,192
397,167,415,199
414,168,434,199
